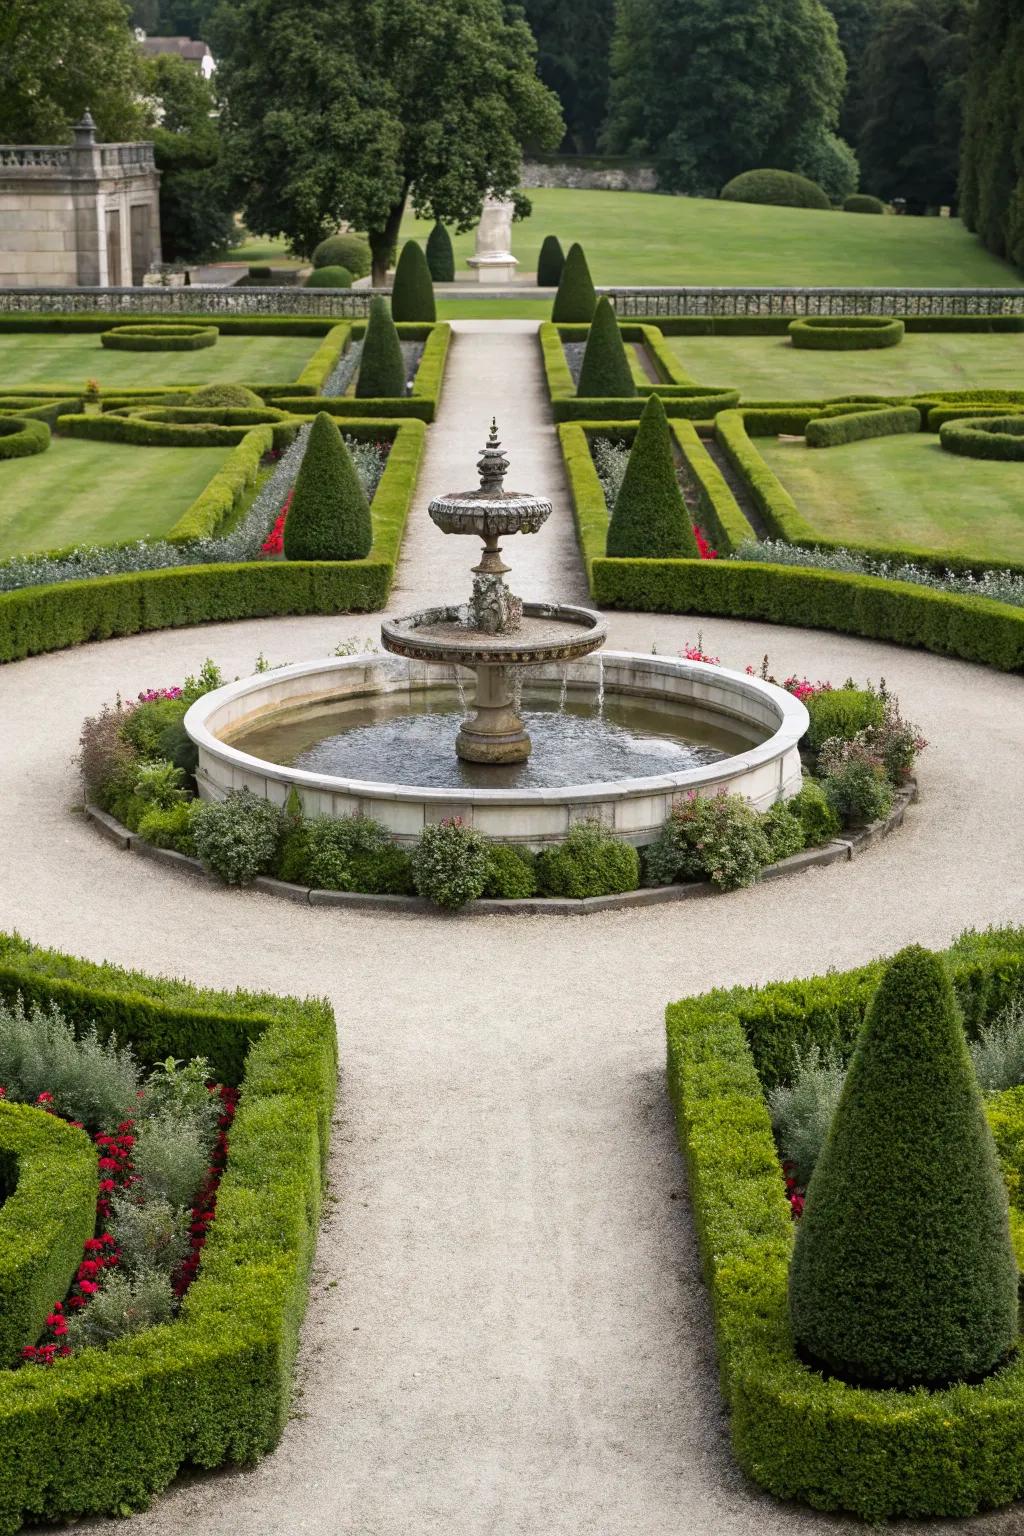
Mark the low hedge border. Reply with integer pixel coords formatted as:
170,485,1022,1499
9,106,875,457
0,417,426,663
928,404,1024,429
292,323,350,393
666,926,1024,1520
648,315,1024,336
276,322,451,422
0,930,335,1532
940,416,1024,462
805,404,921,447
0,315,342,338
58,408,298,452
166,425,273,542
0,1104,97,1371
540,321,740,421
789,316,905,350
0,416,49,460
101,324,218,352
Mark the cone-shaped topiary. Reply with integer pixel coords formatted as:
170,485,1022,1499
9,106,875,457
790,944,1018,1389
425,222,455,283
356,297,406,398
282,412,372,562
537,234,565,286
606,394,698,558
551,242,597,322
390,240,436,322
577,296,636,399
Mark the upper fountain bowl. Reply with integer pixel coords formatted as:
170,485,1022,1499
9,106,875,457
381,600,607,668
428,419,552,540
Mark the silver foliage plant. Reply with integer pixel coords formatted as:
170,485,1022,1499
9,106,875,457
970,997,1024,1092
592,436,630,511
731,538,1024,611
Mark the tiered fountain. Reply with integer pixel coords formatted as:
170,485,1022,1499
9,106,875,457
185,424,808,847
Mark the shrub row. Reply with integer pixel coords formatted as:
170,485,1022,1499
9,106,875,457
927,404,1024,429
789,316,905,350
101,324,219,352
540,322,739,421
646,315,1024,337
940,416,1024,461
665,926,1024,1519
0,931,336,1531
0,315,342,337
165,425,273,542
59,408,295,451
0,417,49,460
805,404,921,447
0,1103,97,1370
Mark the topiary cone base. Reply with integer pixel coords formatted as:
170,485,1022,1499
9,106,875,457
456,664,531,764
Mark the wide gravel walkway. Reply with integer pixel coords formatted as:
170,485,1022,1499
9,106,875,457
3,325,1023,1534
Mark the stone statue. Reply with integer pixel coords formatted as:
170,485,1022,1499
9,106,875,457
466,193,519,284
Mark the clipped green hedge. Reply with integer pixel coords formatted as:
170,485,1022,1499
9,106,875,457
166,425,273,541
101,324,218,352
844,193,887,213
0,315,343,338
928,404,1024,429
0,931,335,1533
0,417,49,460
276,323,450,422
644,314,1024,336
292,323,350,393
665,926,1024,1520
540,322,739,421
59,407,296,451
720,168,831,209
789,316,905,350
941,416,1024,461
805,404,921,447
0,1104,97,1370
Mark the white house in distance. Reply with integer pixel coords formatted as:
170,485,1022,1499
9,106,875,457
137,33,216,80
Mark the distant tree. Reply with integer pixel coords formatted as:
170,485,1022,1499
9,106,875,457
960,0,1024,268
143,54,234,262
519,0,615,153
603,0,846,195
210,0,563,284
0,0,145,142
857,0,970,211
822,0,887,138
129,0,220,32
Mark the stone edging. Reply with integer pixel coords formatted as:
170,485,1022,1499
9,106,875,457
84,781,916,917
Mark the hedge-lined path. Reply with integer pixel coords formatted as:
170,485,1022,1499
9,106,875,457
5,606,1023,1536
390,320,590,612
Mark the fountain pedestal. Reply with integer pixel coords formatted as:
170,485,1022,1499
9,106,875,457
456,665,529,763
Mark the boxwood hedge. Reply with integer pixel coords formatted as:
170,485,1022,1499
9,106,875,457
540,322,739,422
940,416,1024,461
789,316,905,350
0,931,336,1533
0,417,49,460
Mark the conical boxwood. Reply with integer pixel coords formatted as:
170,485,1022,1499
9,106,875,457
425,222,455,283
789,944,1018,1389
537,234,565,286
282,412,372,562
577,296,636,399
356,296,406,398
390,240,436,322
606,394,697,558
551,242,597,322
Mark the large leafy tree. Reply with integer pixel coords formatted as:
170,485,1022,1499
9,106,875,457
142,54,235,262
519,0,615,153
857,0,970,210
603,0,846,194
0,0,145,142
210,0,563,282
821,0,886,139
960,0,1024,268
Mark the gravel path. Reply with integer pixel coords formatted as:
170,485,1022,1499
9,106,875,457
3,324,1023,1535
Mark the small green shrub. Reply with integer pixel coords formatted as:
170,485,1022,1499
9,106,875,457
535,821,639,899
551,242,597,323
789,778,841,845
481,845,537,900
108,1193,187,1278
971,998,1024,1091
132,1111,209,1209
790,945,1019,1388
304,265,353,289
190,789,281,885
283,412,373,562
607,394,697,558
645,793,772,890
804,687,884,752
768,1044,847,1187
577,297,636,398
411,819,489,909
720,169,831,210
65,1266,175,1351
136,803,196,855
356,296,406,398
537,234,565,286
79,702,138,805
390,241,436,322
844,193,887,213
818,739,894,825
190,384,263,409
0,996,141,1132
425,222,455,283
761,799,806,862
311,232,371,276
299,815,412,894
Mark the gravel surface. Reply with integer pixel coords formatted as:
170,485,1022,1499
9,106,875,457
5,323,1024,1535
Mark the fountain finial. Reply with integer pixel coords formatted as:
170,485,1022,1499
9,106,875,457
476,419,509,496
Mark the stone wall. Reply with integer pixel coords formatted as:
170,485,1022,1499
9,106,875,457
521,158,658,193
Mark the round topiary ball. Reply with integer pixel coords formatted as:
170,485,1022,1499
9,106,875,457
720,169,831,210
190,383,263,409
304,265,353,289
311,233,371,277
844,193,887,214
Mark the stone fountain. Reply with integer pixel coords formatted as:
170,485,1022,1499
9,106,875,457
380,422,607,764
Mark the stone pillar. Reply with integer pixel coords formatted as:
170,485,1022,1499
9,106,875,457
466,194,519,284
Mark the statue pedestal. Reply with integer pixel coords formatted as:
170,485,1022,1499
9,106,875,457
467,194,519,284
466,253,520,284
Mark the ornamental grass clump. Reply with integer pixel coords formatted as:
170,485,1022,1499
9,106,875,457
411,818,489,909
426,221,455,282
537,234,565,286
606,394,699,559
282,411,372,561
577,296,636,399
551,241,597,323
356,296,406,398
391,240,436,322
789,944,1019,1389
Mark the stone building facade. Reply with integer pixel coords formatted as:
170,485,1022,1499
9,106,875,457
0,112,162,288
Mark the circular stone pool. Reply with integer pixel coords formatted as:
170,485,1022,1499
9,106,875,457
184,652,809,847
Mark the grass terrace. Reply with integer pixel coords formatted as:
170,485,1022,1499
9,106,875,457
0,333,322,390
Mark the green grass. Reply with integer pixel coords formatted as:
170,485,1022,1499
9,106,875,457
401,188,1021,288
435,298,552,319
0,437,231,555
0,333,320,389
224,235,305,268
668,332,1024,397
758,433,1024,565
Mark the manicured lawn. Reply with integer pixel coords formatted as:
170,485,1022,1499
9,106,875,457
758,433,1024,564
401,188,1022,288
0,333,319,390
224,234,305,268
0,437,230,555
435,298,552,319
668,332,1024,397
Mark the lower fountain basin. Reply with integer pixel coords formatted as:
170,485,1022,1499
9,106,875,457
184,653,809,847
